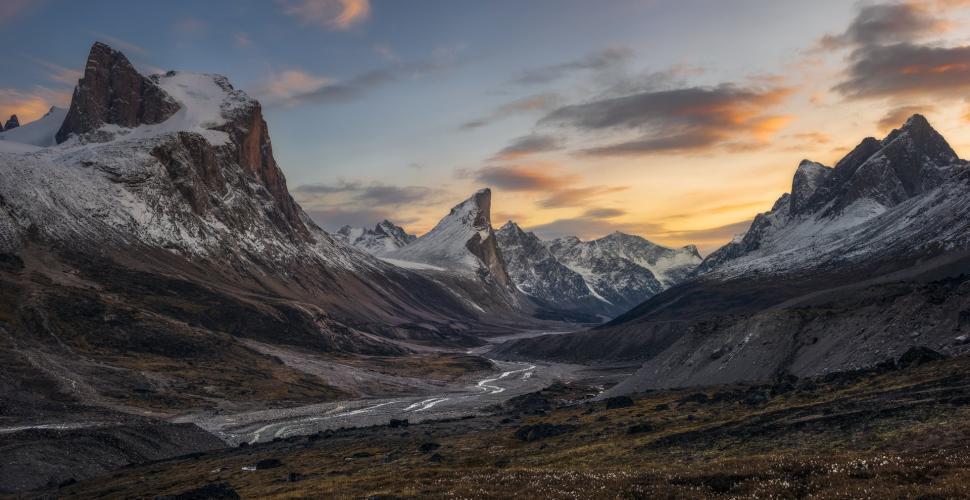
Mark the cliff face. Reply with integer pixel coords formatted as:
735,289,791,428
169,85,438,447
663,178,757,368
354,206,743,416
56,42,180,143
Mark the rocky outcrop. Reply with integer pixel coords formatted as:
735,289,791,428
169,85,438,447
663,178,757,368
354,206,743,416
56,42,180,143
3,115,19,131
495,221,603,317
336,220,416,256
213,84,309,239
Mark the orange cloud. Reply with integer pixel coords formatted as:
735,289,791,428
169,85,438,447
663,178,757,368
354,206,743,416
0,87,72,123
254,69,332,103
280,0,371,30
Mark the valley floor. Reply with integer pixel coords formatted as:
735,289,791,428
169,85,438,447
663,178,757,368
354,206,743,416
20,351,970,499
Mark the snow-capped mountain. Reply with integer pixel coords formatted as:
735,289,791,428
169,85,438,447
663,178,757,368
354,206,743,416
0,107,67,147
385,188,514,286
495,114,970,391
494,221,606,320
0,42,548,418
698,114,968,278
334,220,416,256
495,223,701,319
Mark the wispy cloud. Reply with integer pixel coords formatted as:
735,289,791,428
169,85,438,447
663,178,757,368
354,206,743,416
823,2,970,101
459,93,560,130
294,179,446,230
24,56,82,85
471,163,572,191
88,32,147,55
174,17,206,35
537,185,629,208
279,0,371,30
540,84,793,156
254,69,333,103
254,58,453,107
877,104,937,130
512,47,633,85
492,133,562,160
0,0,34,25
0,86,72,122
233,33,253,47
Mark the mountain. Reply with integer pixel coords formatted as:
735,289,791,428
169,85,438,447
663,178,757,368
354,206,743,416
385,188,513,286
0,106,67,147
494,114,970,391
3,115,19,131
495,223,701,320
0,42,531,422
334,220,416,256
494,221,606,320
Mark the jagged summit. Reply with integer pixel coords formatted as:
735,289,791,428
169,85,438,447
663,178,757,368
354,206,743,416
700,113,969,277
386,188,513,289
335,220,416,256
3,115,19,131
56,42,180,143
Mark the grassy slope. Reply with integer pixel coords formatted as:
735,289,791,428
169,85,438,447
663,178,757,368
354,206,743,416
36,354,970,499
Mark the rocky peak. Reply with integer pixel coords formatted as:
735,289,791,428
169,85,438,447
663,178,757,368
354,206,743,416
56,42,181,143
386,188,514,291
789,160,831,216
4,114,19,131
449,188,492,231
375,220,416,244
682,244,701,259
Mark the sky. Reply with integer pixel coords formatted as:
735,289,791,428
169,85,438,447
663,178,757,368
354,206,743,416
3,0,970,253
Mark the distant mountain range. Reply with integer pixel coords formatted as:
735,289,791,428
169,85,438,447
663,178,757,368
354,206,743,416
495,113,970,392
341,194,701,321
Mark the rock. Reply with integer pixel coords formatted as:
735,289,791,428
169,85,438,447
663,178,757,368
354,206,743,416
514,423,577,442
897,346,946,368
428,453,444,463
156,481,240,499
0,253,24,272
388,419,409,428
254,458,282,470
3,114,19,131
286,472,302,482
418,442,440,453
627,422,654,434
56,42,180,143
605,396,634,409
58,478,77,488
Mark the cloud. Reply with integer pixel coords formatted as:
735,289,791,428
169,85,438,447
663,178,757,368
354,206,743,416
89,32,147,55
537,185,629,208
234,33,253,47
279,0,371,30
877,104,937,130
294,181,442,206
818,2,948,49
174,17,206,34
0,86,72,122
493,134,561,160
513,47,633,85
24,56,82,85
459,93,560,130
306,207,415,230
255,70,333,102
822,2,970,101
540,84,793,155
0,0,34,25
583,208,625,218
833,43,970,99
295,179,444,231
256,60,450,107
471,163,570,191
